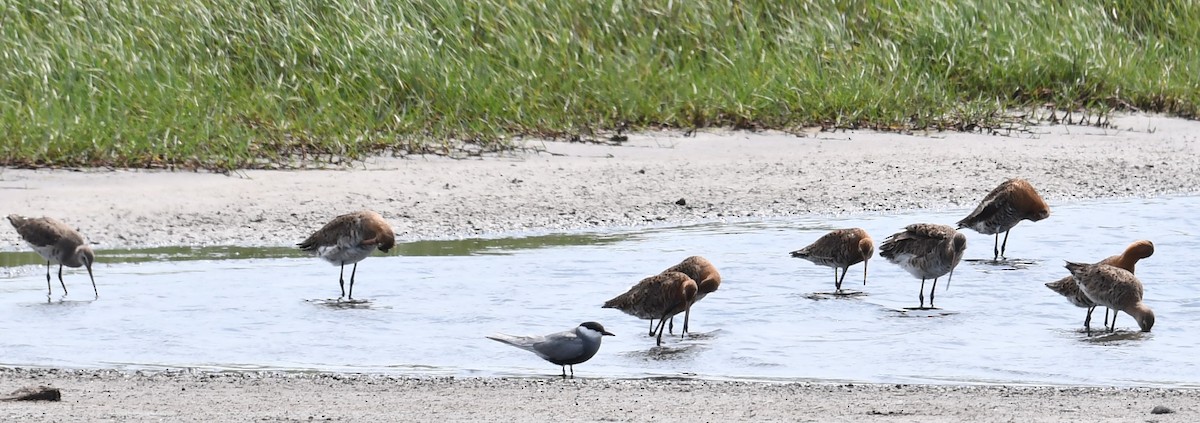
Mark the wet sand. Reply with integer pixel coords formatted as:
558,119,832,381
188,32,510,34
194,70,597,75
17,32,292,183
2,113,1200,421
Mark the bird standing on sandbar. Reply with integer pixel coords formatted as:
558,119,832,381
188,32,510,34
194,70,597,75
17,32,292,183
956,178,1050,260
1045,240,1154,334
602,271,699,346
1065,261,1155,333
879,224,966,309
487,321,615,379
7,214,97,298
658,256,721,335
297,210,395,301
790,228,874,292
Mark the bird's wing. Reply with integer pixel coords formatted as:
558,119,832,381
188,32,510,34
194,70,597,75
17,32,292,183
486,333,547,356
11,216,78,247
530,330,585,362
297,213,357,251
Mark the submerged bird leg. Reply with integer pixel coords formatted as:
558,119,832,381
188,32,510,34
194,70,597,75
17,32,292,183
348,262,359,300
918,278,927,308
57,264,68,295
337,263,347,299
44,261,52,296
1084,306,1095,336
1000,230,1011,260
929,278,938,309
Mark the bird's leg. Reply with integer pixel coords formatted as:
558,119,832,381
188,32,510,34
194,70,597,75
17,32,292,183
1084,306,1095,336
653,316,669,346
348,262,359,300
1000,230,1011,260
668,316,674,334
560,365,567,379
337,263,347,300
1110,311,1118,333
836,267,848,292
929,277,938,309
992,234,1000,261
681,299,692,340
648,319,656,337
569,365,575,379
918,278,926,308
44,261,52,297
1104,308,1112,329
57,264,68,295
834,267,842,292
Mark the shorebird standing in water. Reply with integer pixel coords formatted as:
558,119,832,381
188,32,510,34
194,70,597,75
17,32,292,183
1065,261,1155,333
790,228,874,292
658,256,721,335
487,321,614,379
1045,240,1154,334
879,224,966,309
7,214,97,298
957,178,1050,260
297,210,395,301
602,271,698,346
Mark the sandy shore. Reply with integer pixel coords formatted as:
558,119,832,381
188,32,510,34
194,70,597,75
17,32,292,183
0,368,1195,422
3,113,1200,421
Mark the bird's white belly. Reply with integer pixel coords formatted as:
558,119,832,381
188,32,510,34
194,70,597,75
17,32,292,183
316,244,373,265
29,244,60,263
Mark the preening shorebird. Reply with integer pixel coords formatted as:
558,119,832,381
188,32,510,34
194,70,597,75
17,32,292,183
658,256,721,335
486,321,615,379
879,224,966,309
1045,240,1154,334
957,178,1050,260
602,271,698,346
1065,261,1155,333
7,214,97,298
790,228,874,292
297,210,395,300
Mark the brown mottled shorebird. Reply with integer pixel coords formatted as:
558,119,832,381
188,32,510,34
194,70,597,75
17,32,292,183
1045,240,1154,334
790,228,874,292
602,271,698,346
297,210,395,300
659,255,721,335
956,178,1050,260
879,224,967,309
487,321,614,379
1065,261,1155,333
7,214,97,298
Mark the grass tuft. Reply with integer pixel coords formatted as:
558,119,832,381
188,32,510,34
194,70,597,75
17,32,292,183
1,0,1198,170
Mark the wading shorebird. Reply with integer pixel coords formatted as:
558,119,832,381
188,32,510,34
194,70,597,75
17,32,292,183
956,178,1050,260
879,224,966,309
1045,240,1154,334
602,271,698,346
658,256,721,335
790,228,874,292
297,210,395,300
1065,261,1155,333
7,214,97,298
486,321,615,379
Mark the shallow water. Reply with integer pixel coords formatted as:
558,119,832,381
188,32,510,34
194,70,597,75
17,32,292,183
1,196,1197,387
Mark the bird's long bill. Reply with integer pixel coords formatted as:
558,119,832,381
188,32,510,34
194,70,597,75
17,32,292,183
603,330,615,336
86,262,98,297
946,266,954,290
863,260,869,286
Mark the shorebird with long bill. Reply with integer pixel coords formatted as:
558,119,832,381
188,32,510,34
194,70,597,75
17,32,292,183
879,223,966,309
790,228,874,292
1045,240,1154,334
602,271,699,346
957,178,1050,260
297,210,395,300
7,214,97,298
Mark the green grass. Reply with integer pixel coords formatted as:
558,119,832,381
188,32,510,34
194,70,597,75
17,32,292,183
1,0,1198,170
